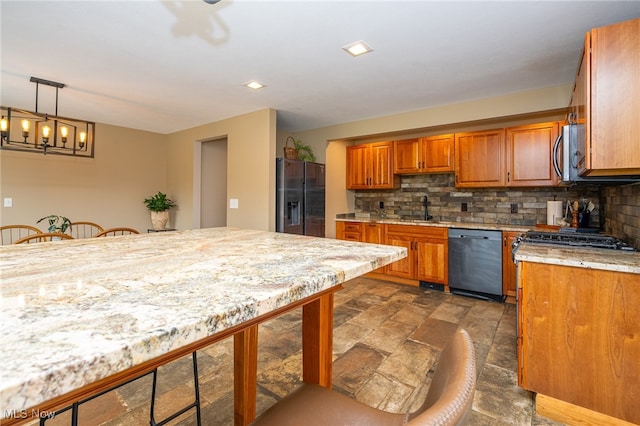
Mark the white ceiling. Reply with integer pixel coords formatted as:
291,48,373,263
1,1,639,134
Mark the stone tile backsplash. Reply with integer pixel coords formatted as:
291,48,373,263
603,182,640,249
354,173,602,228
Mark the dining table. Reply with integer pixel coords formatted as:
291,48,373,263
0,227,406,425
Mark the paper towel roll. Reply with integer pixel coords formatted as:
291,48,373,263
547,201,564,225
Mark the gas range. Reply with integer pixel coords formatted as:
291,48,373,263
518,230,636,251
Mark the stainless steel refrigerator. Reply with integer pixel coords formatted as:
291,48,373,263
276,158,325,237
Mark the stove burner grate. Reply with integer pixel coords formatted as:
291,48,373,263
521,231,635,251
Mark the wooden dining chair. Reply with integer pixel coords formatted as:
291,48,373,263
1,225,43,245
14,232,75,244
251,328,476,426
68,221,104,238
94,227,140,237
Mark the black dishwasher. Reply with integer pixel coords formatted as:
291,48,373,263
448,228,503,301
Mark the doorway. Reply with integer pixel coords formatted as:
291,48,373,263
200,138,227,228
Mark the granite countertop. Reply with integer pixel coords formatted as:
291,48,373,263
0,227,406,412
335,214,532,233
514,243,640,274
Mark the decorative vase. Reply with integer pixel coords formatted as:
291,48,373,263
151,211,169,230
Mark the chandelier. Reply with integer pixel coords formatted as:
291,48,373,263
0,77,95,158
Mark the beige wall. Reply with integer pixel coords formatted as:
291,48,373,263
1,108,277,233
0,123,168,232
165,108,277,231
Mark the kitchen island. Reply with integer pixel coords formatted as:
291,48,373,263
514,243,639,425
0,227,406,425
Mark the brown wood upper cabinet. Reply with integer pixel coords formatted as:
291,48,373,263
506,122,559,187
455,123,559,187
570,18,640,176
346,142,398,190
454,129,505,187
394,134,454,174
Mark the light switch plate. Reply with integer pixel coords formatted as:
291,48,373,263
4,197,12,207
229,198,239,209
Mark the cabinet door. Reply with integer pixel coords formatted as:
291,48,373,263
506,122,559,186
589,18,640,175
370,142,395,188
384,234,414,279
454,130,505,187
502,231,519,300
422,134,454,173
346,145,370,189
363,222,385,272
415,237,447,284
518,262,640,423
362,222,384,244
394,138,421,174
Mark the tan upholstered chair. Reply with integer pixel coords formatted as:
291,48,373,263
68,221,104,238
94,227,140,237
1,225,42,245
251,328,476,426
14,232,74,244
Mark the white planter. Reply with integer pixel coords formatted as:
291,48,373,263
151,211,169,230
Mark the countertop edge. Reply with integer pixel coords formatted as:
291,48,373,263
335,216,532,233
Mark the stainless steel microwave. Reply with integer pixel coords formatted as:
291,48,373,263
552,124,639,185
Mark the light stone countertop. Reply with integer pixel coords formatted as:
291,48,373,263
0,227,406,412
335,215,532,233
514,243,639,274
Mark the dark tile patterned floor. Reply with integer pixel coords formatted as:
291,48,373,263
38,277,565,425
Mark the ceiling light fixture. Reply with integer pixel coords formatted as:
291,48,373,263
1,77,95,158
343,40,373,57
244,80,265,90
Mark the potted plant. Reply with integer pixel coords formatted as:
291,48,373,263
37,215,71,233
284,136,316,162
293,139,316,162
144,191,177,230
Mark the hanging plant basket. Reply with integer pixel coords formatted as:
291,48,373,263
283,136,299,160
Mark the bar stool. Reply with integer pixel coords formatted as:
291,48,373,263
41,353,202,426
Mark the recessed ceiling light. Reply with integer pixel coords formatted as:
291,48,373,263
244,80,265,90
343,40,373,57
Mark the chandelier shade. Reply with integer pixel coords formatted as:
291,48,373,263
0,77,95,158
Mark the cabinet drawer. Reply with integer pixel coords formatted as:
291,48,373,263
342,232,361,242
343,222,362,232
385,224,447,239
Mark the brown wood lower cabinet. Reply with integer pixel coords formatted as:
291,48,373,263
502,231,519,303
385,224,448,288
517,261,640,425
335,221,361,242
336,222,448,288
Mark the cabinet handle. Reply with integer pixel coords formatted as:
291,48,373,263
507,172,510,183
